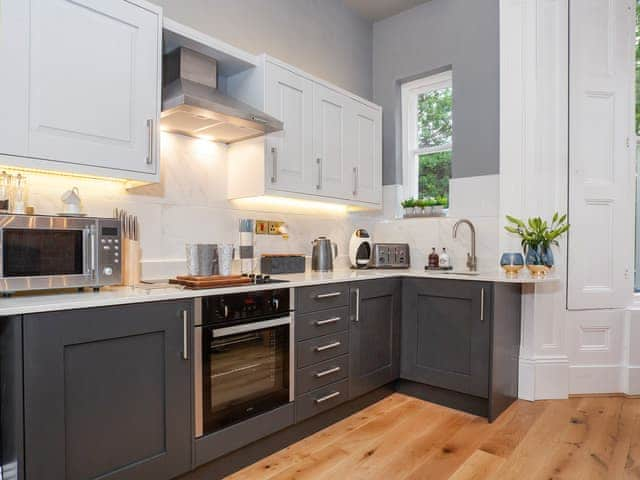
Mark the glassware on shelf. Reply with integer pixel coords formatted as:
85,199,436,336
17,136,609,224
12,174,27,214
0,171,11,213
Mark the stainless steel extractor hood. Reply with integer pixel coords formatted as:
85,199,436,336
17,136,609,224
161,48,283,144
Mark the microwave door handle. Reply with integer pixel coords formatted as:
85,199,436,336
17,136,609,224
83,227,91,275
89,226,97,276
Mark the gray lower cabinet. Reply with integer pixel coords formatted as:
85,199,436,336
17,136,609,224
400,278,521,421
401,278,490,398
349,279,401,399
22,300,193,480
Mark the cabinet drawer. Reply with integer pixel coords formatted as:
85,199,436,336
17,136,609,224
296,284,349,313
296,331,349,368
296,354,349,395
295,379,349,423
295,307,349,341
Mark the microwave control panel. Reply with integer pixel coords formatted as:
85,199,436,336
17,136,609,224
96,219,122,284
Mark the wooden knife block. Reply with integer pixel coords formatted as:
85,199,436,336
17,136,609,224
122,238,141,286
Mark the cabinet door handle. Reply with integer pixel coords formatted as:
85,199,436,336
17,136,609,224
315,391,341,403
353,166,358,196
316,291,341,299
315,341,341,352
316,157,322,190
270,146,278,183
315,366,341,378
354,288,360,322
316,316,340,325
182,310,189,360
146,119,154,166
480,288,484,322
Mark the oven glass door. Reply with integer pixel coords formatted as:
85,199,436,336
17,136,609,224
201,321,290,434
2,228,88,277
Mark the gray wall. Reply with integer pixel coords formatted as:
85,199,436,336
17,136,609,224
152,0,373,100
373,0,499,184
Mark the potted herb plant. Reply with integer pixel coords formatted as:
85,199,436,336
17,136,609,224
416,198,429,216
504,212,569,277
401,198,416,217
432,195,448,216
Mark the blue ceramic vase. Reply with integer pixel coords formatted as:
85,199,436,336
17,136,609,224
525,245,554,267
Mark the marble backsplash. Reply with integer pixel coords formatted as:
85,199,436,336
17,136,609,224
9,133,500,278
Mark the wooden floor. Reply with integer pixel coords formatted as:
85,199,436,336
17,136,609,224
226,393,640,480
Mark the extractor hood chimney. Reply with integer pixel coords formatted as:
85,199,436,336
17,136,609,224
161,48,283,144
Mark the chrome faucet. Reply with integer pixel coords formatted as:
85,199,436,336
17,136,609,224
452,219,477,272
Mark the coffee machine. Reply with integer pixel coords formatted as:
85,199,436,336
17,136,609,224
348,229,372,269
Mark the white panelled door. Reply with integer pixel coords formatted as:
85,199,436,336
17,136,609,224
264,61,314,193
568,0,635,309
0,0,160,175
349,100,382,204
313,84,351,199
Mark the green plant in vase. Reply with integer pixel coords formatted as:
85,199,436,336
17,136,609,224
504,212,569,277
415,198,429,215
401,198,416,217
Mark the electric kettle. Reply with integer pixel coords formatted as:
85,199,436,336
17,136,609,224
311,236,338,272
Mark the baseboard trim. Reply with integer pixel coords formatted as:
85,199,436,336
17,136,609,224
518,356,569,400
568,393,640,399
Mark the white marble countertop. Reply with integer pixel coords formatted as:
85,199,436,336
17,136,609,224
0,269,557,316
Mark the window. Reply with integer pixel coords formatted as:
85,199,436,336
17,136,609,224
401,71,452,205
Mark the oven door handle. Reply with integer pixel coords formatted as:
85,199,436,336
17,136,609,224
212,316,292,338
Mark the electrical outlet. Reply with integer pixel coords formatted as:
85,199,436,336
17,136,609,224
255,220,268,235
268,221,283,235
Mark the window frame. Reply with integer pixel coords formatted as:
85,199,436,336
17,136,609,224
401,70,453,200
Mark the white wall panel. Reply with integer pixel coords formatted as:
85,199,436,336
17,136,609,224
567,0,635,310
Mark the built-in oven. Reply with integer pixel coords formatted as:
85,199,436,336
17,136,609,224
0,214,121,293
194,288,294,437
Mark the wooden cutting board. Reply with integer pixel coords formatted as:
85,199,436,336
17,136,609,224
170,275,252,289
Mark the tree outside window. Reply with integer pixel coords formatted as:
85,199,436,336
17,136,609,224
401,71,452,207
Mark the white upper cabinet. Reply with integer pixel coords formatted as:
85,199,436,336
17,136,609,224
349,101,382,204
264,61,314,194
0,0,161,182
227,56,382,208
313,84,350,199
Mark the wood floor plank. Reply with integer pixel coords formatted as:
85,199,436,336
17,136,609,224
224,394,640,480
319,401,464,480
626,400,640,479
486,399,576,480
478,400,547,458
448,450,506,480
308,399,432,479
227,393,412,480
402,400,526,480
369,408,473,480
571,396,626,479
529,397,599,480
609,399,640,479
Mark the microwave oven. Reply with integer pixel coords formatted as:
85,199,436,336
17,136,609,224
0,214,122,294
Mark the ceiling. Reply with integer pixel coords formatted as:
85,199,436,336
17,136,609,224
344,0,431,22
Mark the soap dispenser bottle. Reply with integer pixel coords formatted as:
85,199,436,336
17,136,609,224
439,248,451,269
428,247,439,269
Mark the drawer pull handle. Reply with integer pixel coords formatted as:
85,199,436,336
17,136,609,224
315,391,341,404
316,317,340,326
316,292,342,299
480,288,485,322
316,341,341,352
315,366,341,378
